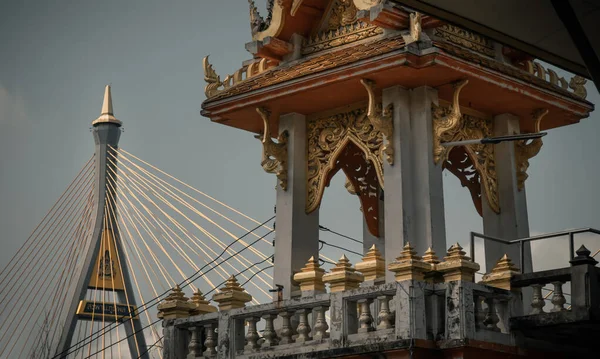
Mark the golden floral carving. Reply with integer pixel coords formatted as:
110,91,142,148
360,78,394,164
307,107,385,214
433,104,499,215
302,21,383,55
514,109,548,191
255,107,288,190
432,79,469,164
328,0,359,30
434,24,495,57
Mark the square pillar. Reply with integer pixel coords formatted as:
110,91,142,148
382,86,413,283
482,114,532,274
409,86,446,256
274,112,319,300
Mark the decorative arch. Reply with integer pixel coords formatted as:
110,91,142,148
307,107,385,236
433,104,499,215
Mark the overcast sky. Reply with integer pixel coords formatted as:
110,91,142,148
1,0,599,274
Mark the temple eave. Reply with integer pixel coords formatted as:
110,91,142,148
202,47,593,136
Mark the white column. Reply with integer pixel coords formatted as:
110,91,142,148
409,86,447,256
382,86,413,283
482,113,532,273
273,113,319,300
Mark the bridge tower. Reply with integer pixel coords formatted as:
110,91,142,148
55,86,149,359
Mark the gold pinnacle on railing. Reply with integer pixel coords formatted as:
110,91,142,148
212,275,253,311
422,247,443,283
480,254,520,291
157,285,195,320
355,245,385,284
323,254,364,292
189,289,218,315
293,256,326,293
387,243,430,281
436,243,480,282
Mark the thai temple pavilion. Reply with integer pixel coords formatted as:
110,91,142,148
159,1,597,358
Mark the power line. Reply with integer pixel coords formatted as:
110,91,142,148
87,255,274,359
319,225,362,245
53,217,275,359
319,240,363,257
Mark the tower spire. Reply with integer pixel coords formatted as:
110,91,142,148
92,85,122,126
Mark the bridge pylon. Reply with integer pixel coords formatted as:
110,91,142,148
55,85,149,359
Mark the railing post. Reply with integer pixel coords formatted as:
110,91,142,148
569,232,575,260
569,245,599,318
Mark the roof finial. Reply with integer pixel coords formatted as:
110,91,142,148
92,85,122,127
101,85,113,115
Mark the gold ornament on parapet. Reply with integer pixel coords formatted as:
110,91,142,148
360,78,394,165
327,0,359,30
255,107,289,191
306,107,385,214
432,79,499,214
514,108,548,191
410,12,422,42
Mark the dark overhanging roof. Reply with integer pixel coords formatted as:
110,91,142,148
390,0,600,91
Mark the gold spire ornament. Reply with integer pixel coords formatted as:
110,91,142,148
422,247,443,283
92,85,122,126
355,245,385,283
157,285,195,320
323,255,364,292
387,243,430,281
480,254,520,291
212,275,253,311
293,256,326,293
189,289,218,316
436,243,480,282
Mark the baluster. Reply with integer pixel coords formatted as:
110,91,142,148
474,295,486,329
313,306,329,340
482,297,500,331
551,281,566,312
377,296,394,330
187,326,202,358
203,323,217,357
245,317,261,351
278,311,295,344
530,284,546,314
358,298,375,333
296,309,312,343
262,313,279,347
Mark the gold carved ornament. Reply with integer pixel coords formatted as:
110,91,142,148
360,79,394,165
306,107,385,236
514,109,548,191
432,79,500,215
203,56,221,99
255,107,289,190
410,12,422,42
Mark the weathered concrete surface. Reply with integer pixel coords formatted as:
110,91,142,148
274,113,320,300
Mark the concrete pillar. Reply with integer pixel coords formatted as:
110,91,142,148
482,114,532,274
273,113,319,300
362,193,384,255
409,86,446,256
382,86,413,283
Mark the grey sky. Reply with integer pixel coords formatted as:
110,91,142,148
1,0,599,275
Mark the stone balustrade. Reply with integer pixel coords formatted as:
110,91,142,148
161,244,600,358
161,243,534,358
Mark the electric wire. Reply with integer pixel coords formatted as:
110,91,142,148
86,254,274,359
52,217,274,359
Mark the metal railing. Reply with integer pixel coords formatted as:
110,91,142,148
469,228,600,273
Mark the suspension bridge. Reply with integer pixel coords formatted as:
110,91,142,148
0,86,361,359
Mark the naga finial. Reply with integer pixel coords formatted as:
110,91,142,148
432,79,469,164
514,108,549,190
360,79,394,165
249,0,265,36
255,107,288,190
202,56,222,99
